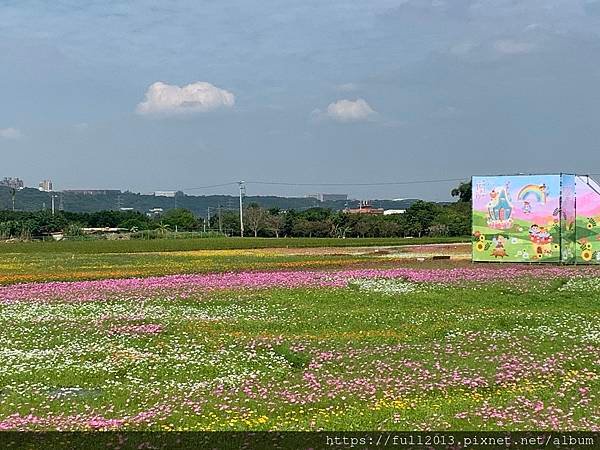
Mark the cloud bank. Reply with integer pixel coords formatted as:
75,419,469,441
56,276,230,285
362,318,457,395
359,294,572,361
136,81,235,116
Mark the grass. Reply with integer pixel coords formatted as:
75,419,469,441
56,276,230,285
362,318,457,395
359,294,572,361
0,236,468,254
0,278,598,431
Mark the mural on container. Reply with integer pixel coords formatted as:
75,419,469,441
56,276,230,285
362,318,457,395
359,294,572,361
575,176,600,264
472,175,562,262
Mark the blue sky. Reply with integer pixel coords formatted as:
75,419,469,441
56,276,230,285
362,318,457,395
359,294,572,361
2,0,600,200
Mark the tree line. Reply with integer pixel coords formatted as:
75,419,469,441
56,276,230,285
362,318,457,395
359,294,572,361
0,182,472,240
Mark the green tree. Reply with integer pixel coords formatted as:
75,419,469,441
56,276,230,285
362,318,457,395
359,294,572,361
27,211,68,236
64,223,84,237
427,223,449,237
404,201,440,237
436,203,471,236
451,181,472,203
156,221,171,236
162,208,198,231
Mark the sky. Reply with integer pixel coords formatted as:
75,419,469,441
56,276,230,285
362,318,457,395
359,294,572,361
2,0,600,201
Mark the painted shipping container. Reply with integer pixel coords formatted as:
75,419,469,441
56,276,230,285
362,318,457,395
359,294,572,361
472,174,600,263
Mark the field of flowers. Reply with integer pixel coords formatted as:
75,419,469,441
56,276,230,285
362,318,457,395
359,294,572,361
0,263,598,431
0,242,471,285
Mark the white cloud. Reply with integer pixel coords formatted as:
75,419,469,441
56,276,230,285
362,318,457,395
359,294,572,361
0,128,22,140
494,39,536,55
314,98,377,123
136,81,235,116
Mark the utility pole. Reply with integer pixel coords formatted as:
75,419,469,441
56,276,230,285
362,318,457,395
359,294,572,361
218,204,223,233
207,207,211,231
238,181,245,237
51,195,55,216
10,188,16,212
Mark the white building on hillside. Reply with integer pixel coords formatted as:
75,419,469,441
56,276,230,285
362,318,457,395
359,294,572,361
38,179,53,192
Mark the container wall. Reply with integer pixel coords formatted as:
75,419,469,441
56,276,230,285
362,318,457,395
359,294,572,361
472,175,561,262
574,176,600,263
560,174,576,263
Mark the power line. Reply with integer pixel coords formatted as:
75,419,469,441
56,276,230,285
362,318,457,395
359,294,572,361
245,178,467,187
184,182,239,191
185,174,600,191
184,177,468,191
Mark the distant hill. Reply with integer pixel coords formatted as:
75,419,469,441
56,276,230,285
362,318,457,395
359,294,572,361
0,187,418,216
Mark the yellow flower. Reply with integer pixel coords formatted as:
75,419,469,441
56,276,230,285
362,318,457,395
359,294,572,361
587,222,594,230
553,243,560,251
586,243,593,250
475,242,485,252
582,250,593,261
479,235,485,242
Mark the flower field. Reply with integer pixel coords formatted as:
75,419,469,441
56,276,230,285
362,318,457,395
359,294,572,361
0,257,598,431
0,242,471,285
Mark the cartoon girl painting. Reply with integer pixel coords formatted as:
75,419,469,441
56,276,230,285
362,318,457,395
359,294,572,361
491,235,508,258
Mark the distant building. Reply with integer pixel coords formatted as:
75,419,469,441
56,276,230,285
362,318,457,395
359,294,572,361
308,193,348,202
154,191,177,198
0,177,24,190
38,179,53,192
383,209,406,215
63,189,121,195
344,201,384,215
119,207,134,211
147,207,164,217
81,227,128,234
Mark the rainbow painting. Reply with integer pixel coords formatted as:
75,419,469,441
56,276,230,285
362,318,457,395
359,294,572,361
517,184,547,205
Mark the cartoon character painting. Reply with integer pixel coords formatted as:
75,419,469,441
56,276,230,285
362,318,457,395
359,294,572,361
491,235,508,258
473,175,564,263
486,186,513,229
529,224,553,258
